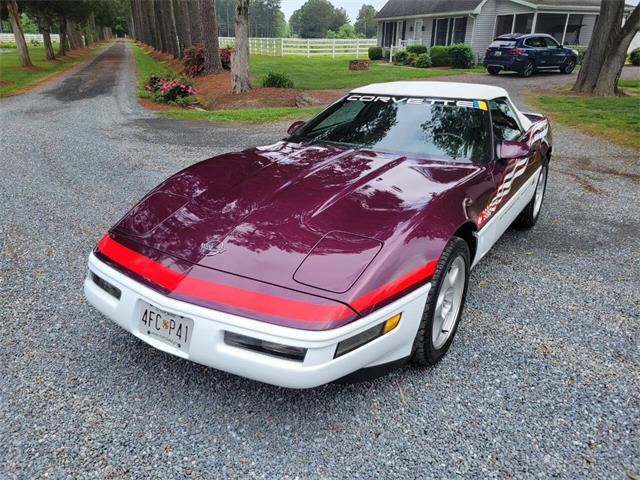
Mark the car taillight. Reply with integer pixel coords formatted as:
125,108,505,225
513,47,523,55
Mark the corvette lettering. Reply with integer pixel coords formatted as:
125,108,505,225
346,95,488,110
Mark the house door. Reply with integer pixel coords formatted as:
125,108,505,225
414,20,423,41
396,21,403,45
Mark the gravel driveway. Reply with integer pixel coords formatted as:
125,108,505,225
1,39,638,479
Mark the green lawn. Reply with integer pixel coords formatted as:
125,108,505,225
250,55,481,89
535,80,640,149
159,106,323,123
0,43,107,97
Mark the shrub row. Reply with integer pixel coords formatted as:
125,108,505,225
370,44,476,68
630,48,640,66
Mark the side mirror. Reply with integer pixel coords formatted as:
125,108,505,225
498,140,530,160
287,120,305,135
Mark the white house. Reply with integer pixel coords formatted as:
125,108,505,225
375,0,638,57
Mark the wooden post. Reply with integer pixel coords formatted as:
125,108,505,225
356,38,360,59
307,39,310,58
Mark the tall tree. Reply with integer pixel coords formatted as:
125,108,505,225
6,0,32,67
354,4,377,38
573,0,640,96
289,0,346,38
38,13,55,60
231,0,250,93
58,15,67,55
174,0,192,50
189,0,203,44
200,0,223,72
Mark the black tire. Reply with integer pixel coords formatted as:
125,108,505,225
412,237,470,366
519,60,535,77
560,57,576,74
487,66,501,75
514,163,548,229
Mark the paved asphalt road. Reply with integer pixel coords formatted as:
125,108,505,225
1,40,638,479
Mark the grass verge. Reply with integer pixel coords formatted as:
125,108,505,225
250,55,481,89
159,106,323,123
533,80,639,149
129,41,173,99
0,43,107,97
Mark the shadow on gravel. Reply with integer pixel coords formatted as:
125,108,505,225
45,42,122,102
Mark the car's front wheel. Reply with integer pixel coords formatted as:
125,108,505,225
412,237,470,366
560,57,577,74
487,66,501,75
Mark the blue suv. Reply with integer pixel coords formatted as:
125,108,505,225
483,33,579,77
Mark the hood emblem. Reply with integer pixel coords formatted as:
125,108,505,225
200,240,225,256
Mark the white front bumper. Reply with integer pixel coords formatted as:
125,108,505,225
84,253,429,388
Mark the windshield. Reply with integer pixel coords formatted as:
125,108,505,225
289,95,492,163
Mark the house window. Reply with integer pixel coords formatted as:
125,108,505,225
563,14,584,45
435,18,448,45
495,13,534,37
495,15,513,37
453,17,467,43
514,13,534,34
535,13,567,42
431,17,467,46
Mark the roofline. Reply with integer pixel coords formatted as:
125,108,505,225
376,10,476,21
375,1,634,21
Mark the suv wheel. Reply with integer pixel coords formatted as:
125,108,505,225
519,60,535,77
560,57,576,74
412,237,470,366
487,66,500,75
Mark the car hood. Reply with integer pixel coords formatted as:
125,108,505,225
113,141,480,297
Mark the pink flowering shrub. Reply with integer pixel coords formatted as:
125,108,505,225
144,73,195,105
180,45,233,77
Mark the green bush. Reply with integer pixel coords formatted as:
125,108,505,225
393,49,408,65
262,71,294,88
630,48,640,66
571,46,587,65
405,53,418,66
368,46,383,60
0,41,17,49
383,49,391,61
430,45,451,67
406,45,428,55
448,44,475,68
144,73,196,106
412,52,432,68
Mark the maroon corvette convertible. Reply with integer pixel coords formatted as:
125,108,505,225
84,81,551,388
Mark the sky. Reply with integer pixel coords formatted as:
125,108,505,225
281,0,388,22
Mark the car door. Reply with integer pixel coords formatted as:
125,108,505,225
543,36,565,66
475,98,540,262
525,36,548,66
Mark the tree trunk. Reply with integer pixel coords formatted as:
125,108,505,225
40,14,56,60
7,0,33,67
166,0,181,57
67,21,81,50
231,0,250,93
153,0,167,52
572,0,640,96
189,0,203,45
58,16,67,56
174,0,192,50
200,0,223,73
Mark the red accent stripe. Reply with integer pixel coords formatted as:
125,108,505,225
96,235,438,322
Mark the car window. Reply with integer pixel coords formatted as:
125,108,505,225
489,99,522,143
543,37,560,48
289,96,493,163
524,37,543,48
490,40,516,48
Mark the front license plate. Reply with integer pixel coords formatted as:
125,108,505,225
494,51,502,56
138,302,194,353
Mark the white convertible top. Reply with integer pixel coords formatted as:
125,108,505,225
351,81,509,101
350,81,531,130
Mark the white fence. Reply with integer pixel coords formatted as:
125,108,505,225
219,37,377,58
0,33,60,43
